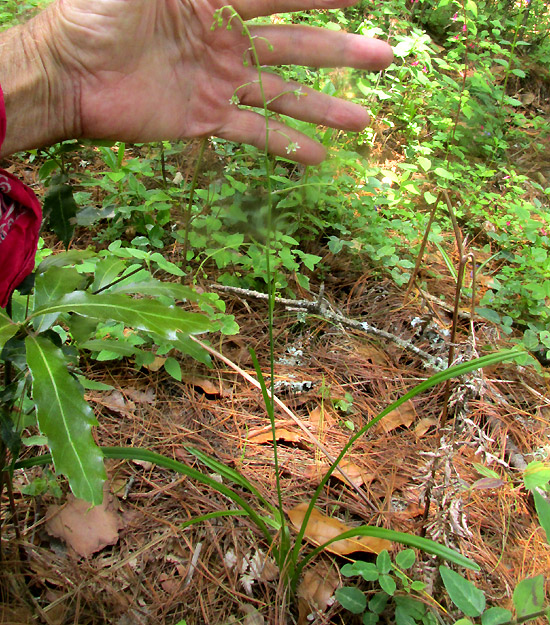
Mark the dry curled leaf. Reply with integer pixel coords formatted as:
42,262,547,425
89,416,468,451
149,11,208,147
414,417,438,437
304,460,373,488
46,485,122,558
378,400,416,434
183,375,231,397
287,503,392,555
248,428,301,444
297,561,338,625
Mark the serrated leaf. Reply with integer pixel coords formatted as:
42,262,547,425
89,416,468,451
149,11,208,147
43,183,78,248
439,567,485,617
26,335,105,504
513,575,545,618
335,587,367,614
30,291,213,339
533,491,550,543
481,607,512,625
0,308,19,351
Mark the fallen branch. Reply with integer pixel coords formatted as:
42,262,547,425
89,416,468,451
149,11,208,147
210,283,446,371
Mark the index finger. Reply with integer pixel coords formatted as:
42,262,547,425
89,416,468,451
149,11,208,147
233,0,361,21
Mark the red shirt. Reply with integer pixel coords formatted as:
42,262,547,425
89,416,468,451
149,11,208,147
0,84,42,307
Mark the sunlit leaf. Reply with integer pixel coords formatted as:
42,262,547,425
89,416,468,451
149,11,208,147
30,291,213,339
0,308,19,351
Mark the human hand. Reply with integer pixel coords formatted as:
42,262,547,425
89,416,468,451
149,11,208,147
2,0,393,163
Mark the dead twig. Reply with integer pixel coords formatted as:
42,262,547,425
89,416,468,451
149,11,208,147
210,284,445,371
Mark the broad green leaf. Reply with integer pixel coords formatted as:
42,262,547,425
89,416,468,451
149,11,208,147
343,561,379,581
513,575,545,618
481,607,512,625
523,461,550,491
37,249,96,272
379,574,396,596
26,335,105,504
363,613,379,625
0,308,19,351
164,357,182,381
394,596,425,620
368,593,389,614
533,491,550,543
91,256,128,292
440,567,485,617
335,587,367,614
376,550,392,574
434,167,453,180
395,549,416,569
417,157,432,172
33,266,86,332
465,0,478,15
43,181,78,248
424,191,438,204
30,291,213,339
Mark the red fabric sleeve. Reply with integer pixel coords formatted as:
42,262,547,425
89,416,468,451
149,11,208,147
0,83,43,308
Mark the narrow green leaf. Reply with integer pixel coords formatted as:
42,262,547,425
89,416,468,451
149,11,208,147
26,335,105,504
30,291,213,338
335,587,367,614
439,566,486,617
533,491,550,543
513,575,545,618
0,308,19,351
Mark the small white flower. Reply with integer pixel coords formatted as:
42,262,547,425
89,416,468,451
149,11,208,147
285,142,300,154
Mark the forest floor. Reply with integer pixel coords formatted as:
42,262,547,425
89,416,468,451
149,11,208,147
1,226,549,624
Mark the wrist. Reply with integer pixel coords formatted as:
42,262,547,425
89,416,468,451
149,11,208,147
0,7,78,158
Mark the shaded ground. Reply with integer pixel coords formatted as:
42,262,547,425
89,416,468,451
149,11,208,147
1,267,549,624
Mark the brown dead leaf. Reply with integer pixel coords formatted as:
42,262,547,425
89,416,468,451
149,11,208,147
46,485,122,558
308,405,336,428
414,417,438,437
248,428,301,444
377,400,416,434
297,561,339,625
242,604,265,625
287,503,392,555
125,387,156,403
100,391,135,416
142,355,166,371
304,460,373,488
183,375,231,397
